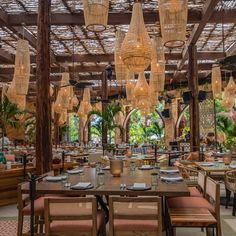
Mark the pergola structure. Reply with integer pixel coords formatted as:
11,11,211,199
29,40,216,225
0,0,235,173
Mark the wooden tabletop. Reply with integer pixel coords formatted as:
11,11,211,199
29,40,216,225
21,167,190,197
194,162,235,173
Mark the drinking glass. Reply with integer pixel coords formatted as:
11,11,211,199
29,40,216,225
98,172,105,186
96,162,101,172
151,173,159,187
130,160,136,171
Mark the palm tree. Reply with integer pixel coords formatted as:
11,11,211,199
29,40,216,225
0,96,23,150
89,102,124,144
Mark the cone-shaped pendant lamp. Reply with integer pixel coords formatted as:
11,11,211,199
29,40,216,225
222,90,235,110
159,0,188,48
134,72,149,101
226,76,236,95
120,2,152,72
125,71,136,102
211,65,222,99
14,39,30,95
115,30,129,82
83,0,109,32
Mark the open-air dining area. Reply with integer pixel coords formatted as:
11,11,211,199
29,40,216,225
0,0,236,236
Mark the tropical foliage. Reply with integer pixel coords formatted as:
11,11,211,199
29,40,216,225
89,102,123,144
0,96,23,149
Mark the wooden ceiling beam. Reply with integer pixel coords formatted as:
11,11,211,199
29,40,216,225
176,0,221,72
2,10,236,26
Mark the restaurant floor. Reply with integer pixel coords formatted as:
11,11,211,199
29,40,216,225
0,185,235,236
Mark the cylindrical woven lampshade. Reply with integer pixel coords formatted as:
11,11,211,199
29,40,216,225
95,101,102,111
72,95,79,107
6,81,26,110
159,0,188,48
134,72,149,101
211,65,222,99
125,71,136,102
14,39,30,95
115,30,129,82
120,2,152,72
77,101,88,119
61,72,70,86
83,0,109,32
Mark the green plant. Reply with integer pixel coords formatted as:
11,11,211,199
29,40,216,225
0,96,23,150
89,102,124,144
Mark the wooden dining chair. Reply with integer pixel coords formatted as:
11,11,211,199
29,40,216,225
44,197,106,236
225,170,236,216
167,176,221,236
109,196,162,236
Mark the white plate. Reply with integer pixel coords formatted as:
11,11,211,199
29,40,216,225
45,176,67,182
67,169,83,174
160,169,179,174
161,176,183,182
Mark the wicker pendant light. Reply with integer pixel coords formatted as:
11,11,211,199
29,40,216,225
72,95,79,107
59,110,67,125
83,0,109,32
14,39,30,95
211,65,222,99
226,76,236,95
115,30,129,82
222,90,235,110
159,0,188,48
134,72,149,101
81,88,92,115
95,101,102,111
77,101,85,118
120,2,152,72
125,71,136,102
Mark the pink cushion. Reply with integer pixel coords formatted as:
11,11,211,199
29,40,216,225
189,187,203,197
114,219,158,231
50,210,105,232
167,197,214,213
5,154,15,162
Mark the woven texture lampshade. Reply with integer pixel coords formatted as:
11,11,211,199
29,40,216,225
59,110,67,125
83,0,109,32
6,81,26,110
120,2,152,72
226,76,236,96
211,65,222,99
95,101,102,111
222,90,235,110
125,71,136,102
134,72,149,101
159,0,188,48
14,39,30,95
115,30,129,82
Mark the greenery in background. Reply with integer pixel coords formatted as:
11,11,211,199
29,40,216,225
25,116,36,142
89,101,123,144
129,109,164,145
90,115,102,143
69,114,79,141
0,96,24,150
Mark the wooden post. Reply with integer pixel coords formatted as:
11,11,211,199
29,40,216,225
188,45,200,152
102,72,108,145
53,87,59,148
36,0,52,174
125,106,131,144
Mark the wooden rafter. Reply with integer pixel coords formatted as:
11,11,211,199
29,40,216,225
2,10,236,27
176,0,221,72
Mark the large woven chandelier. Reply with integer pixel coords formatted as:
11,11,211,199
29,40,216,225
159,0,188,48
14,39,30,95
120,2,152,72
115,30,129,82
78,88,92,117
211,65,222,99
83,0,109,32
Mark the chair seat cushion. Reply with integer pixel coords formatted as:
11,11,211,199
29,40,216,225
114,219,158,231
50,210,105,232
189,187,203,197
167,197,214,213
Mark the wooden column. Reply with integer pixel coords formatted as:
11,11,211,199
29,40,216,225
53,87,60,148
36,0,52,174
188,45,200,152
102,72,108,144
125,107,131,143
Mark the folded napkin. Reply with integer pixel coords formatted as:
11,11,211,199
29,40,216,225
45,176,67,182
67,169,83,174
71,182,92,189
200,162,215,166
102,166,110,170
133,183,146,190
160,169,179,173
161,176,183,182
140,165,151,169
229,164,236,168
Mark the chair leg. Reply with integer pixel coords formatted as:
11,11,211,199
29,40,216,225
225,189,231,209
233,193,236,216
17,212,24,236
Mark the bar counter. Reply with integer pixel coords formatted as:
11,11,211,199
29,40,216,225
0,166,35,206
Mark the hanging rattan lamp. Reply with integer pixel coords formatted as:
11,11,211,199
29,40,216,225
115,30,129,82
211,65,222,99
125,71,136,102
134,72,149,102
120,2,152,72
14,39,30,95
226,76,236,96
82,0,109,32
159,0,188,48
222,90,235,110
